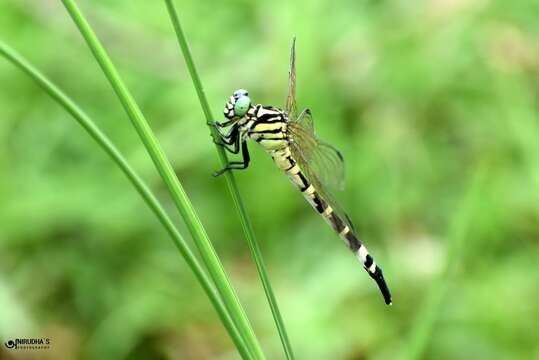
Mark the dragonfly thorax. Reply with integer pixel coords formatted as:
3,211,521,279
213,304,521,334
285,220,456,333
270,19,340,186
244,105,289,151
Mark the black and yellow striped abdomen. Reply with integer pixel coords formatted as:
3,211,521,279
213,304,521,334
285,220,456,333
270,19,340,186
242,105,392,304
271,146,391,304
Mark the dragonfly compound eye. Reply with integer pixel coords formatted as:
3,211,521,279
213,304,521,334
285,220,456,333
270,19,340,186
233,95,251,117
233,88,249,99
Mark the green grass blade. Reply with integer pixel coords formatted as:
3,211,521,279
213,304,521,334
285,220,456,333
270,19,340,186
402,167,487,360
59,1,265,358
162,2,295,359
0,40,251,359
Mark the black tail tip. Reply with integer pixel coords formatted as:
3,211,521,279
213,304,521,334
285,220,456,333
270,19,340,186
367,266,392,305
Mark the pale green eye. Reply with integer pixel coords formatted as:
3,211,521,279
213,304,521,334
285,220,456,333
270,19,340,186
234,96,251,117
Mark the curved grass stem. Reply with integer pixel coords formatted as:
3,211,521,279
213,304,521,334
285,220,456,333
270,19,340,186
59,1,264,358
162,1,295,359
0,40,251,359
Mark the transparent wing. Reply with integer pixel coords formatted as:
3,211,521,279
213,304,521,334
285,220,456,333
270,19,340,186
288,109,345,192
285,36,297,120
288,124,355,232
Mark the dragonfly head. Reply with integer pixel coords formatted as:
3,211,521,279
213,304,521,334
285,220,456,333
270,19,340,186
224,89,251,119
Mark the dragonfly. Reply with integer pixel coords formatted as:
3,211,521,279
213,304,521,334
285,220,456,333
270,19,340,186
210,38,392,305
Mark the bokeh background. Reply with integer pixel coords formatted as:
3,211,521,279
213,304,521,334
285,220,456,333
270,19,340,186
1,0,539,359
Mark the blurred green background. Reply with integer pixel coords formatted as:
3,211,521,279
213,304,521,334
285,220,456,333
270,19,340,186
1,0,539,359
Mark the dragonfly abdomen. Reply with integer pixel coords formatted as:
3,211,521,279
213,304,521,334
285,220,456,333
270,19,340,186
271,147,392,305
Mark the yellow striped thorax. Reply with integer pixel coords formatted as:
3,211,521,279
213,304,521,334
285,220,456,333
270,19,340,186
224,89,289,151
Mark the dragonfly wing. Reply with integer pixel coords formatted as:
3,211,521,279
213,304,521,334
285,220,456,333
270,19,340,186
313,142,346,192
285,36,297,120
293,108,314,133
288,109,345,192
288,109,352,229
288,136,355,232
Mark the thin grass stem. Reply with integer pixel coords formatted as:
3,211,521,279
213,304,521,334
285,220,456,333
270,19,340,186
402,168,487,360
0,40,251,359
59,1,264,358
163,1,295,358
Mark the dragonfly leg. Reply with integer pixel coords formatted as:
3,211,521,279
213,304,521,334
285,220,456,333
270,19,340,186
209,120,237,145
208,119,235,128
213,140,250,176
213,126,240,153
